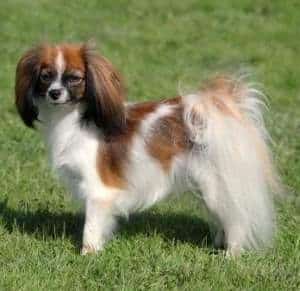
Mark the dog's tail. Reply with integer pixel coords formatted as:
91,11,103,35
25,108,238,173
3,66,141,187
183,75,282,251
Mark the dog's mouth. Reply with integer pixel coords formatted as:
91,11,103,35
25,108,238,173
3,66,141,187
49,100,71,106
47,96,74,106
48,98,84,106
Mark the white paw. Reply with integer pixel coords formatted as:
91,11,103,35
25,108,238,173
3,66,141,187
225,245,244,257
80,244,103,255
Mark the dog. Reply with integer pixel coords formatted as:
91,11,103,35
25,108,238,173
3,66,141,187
15,43,281,255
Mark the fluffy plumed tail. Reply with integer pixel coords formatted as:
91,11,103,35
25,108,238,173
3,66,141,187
183,75,281,252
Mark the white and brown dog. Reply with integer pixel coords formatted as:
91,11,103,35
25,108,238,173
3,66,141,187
15,43,280,255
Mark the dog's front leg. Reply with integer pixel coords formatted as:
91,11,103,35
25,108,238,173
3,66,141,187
81,198,116,255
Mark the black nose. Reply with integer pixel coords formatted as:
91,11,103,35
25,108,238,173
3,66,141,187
49,89,61,100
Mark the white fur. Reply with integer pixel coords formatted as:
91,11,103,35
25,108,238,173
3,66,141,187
37,77,279,255
118,105,175,212
182,83,278,254
37,102,179,253
38,103,120,253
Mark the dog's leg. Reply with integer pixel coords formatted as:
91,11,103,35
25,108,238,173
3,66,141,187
190,163,257,255
81,198,116,255
197,177,249,256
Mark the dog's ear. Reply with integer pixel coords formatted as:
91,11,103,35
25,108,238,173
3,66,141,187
81,45,126,136
15,46,41,128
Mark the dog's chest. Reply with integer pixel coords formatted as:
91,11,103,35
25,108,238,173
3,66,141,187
44,117,100,196
53,131,96,172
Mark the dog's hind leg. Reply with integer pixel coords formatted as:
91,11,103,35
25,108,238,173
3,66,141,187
183,76,281,255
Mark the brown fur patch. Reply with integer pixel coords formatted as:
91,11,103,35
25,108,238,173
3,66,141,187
81,45,126,136
15,46,43,127
146,105,191,171
39,45,59,67
97,100,159,188
201,76,243,119
61,44,86,71
97,97,183,188
38,44,85,71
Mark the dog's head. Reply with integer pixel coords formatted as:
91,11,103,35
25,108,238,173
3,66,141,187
15,43,126,135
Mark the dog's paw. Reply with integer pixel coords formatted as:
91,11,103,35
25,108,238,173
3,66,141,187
81,245,102,255
225,245,244,257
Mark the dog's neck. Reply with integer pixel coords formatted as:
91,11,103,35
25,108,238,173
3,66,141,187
36,102,101,167
37,101,80,127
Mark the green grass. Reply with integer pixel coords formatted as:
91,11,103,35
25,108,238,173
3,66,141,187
1,0,300,290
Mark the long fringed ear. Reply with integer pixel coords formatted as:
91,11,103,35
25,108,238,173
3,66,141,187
15,47,41,128
81,45,126,136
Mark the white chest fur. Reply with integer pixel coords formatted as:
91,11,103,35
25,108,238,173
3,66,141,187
38,105,101,198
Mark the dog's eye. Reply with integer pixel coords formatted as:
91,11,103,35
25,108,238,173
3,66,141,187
66,75,83,85
40,71,53,82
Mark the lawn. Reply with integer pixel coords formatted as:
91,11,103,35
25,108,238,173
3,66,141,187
0,0,300,290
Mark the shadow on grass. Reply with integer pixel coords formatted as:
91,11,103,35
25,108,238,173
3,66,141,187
0,199,213,251
0,199,84,249
120,212,212,247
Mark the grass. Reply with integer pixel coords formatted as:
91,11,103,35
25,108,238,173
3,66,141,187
0,0,300,290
